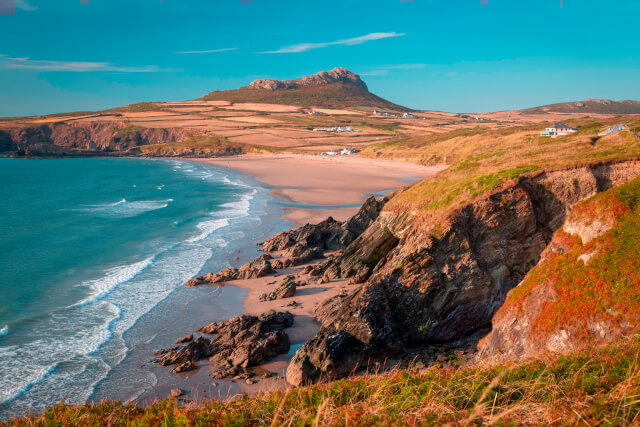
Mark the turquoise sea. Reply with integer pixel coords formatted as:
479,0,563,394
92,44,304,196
0,158,285,418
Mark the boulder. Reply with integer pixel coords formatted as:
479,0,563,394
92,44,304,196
169,388,184,398
259,277,297,302
175,334,193,344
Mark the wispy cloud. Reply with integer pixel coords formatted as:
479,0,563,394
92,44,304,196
174,47,237,54
0,55,170,72
359,63,425,76
15,0,39,11
260,32,405,54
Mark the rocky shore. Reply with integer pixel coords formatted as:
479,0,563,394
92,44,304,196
161,160,640,390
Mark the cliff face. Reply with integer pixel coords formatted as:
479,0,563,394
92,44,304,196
477,176,640,363
286,161,640,385
0,122,188,157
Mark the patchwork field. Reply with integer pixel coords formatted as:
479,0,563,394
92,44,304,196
5,99,638,157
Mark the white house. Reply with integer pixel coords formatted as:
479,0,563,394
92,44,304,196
540,123,578,137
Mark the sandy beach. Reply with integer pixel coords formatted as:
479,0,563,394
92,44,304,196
192,154,446,226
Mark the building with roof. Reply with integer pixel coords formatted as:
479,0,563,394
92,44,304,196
540,123,578,137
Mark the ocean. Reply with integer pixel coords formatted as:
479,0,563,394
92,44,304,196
0,157,286,418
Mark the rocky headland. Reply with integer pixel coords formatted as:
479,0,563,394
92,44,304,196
168,160,640,388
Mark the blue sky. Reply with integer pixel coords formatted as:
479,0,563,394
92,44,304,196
0,0,638,116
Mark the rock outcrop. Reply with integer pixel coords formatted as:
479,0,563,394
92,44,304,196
187,255,275,285
259,277,297,301
183,194,391,287
286,161,640,385
156,336,216,374
249,67,368,91
155,310,293,377
199,311,293,378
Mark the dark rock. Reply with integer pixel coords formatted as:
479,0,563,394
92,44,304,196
157,336,216,367
175,334,194,344
185,273,216,287
259,277,297,301
210,254,274,283
172,360,196,374
156,311,293,377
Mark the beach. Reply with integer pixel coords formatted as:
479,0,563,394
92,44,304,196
0,155,444,417
193,154,446,226
131,155,445,402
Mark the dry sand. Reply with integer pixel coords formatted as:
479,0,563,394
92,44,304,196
193,154,445,213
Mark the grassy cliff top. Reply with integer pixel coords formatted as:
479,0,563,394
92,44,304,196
7,336,640,426
370,116,640,216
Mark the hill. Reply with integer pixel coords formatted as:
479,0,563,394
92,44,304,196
520,98,640,115
199,67,409,110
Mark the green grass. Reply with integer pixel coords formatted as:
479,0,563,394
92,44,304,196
7,336,640,426
377,116,640,218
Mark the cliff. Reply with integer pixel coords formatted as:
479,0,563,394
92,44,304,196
285,161,640,385
477,175,640,362
0,122,188,157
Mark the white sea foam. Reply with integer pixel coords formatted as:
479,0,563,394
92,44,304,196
186,218,229,243
77,199,173,218
0,325,7,337
74,256,155,306
0,301,121,407
0,162,269,415
0,242,214,411
222,175,252,188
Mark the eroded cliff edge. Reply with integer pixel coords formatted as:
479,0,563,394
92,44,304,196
285,161,640,385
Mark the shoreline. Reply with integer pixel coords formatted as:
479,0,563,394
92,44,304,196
132,155,445,402
190,154,446,226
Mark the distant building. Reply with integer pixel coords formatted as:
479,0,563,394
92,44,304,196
599,124,628,136
313,126,354,132
540,123,578,137
318,147,359,156
373,111,402,118
403,113,414,118
340,147,359,155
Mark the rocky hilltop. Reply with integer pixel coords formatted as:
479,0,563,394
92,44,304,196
248,67,368,91
199,67,407,110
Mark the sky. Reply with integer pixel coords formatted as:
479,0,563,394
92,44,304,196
0,0,638,116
